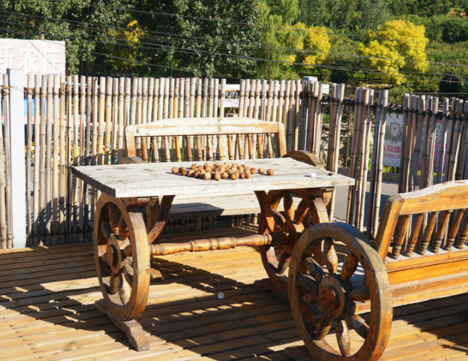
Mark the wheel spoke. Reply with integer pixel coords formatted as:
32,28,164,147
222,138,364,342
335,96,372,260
297,274,320,294
277,251,291,274
294,200,309,224
283,191,295,221
119,270,132,305
271,209,286,230
324,239,338,274
304,256,326,281
336,319,352,357
118,215,129,240
315,315,332,341
101,220,112,240
301,292,319,305
341,253,359,282
349,314,369,339
109,273,120,295
349,286,370,301
109,203,121,235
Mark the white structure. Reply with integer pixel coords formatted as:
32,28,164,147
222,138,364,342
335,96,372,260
0,39,66,75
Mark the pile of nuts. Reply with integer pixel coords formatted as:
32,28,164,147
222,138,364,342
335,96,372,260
172,162,274,181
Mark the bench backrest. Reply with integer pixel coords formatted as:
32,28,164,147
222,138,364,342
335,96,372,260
373,180,468,261
125,117,287,162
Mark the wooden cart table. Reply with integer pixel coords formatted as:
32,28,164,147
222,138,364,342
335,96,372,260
72,157,355,353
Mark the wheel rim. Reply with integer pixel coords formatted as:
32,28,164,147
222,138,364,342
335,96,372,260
94,194,150,321
289,223,392,361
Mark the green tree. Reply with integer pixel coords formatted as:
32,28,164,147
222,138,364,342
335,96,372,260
134,0,262,78
256,0,304,78
358,19,429,85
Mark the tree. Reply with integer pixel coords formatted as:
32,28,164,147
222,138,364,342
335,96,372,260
293,24,330,67
0,0,134,74
358,19,429,85
255,0,304,78
134,0,261,78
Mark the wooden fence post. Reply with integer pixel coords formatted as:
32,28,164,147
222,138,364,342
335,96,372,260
7,69,27,248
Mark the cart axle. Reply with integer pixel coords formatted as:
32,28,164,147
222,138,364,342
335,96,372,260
122,233,276,257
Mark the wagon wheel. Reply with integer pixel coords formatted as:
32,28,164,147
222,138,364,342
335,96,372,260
289,223,392,360
256,188,335,296
94,193,150,321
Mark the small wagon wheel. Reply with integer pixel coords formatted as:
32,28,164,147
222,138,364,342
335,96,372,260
256,188,334,296
289,223,392,360
94,193,151,321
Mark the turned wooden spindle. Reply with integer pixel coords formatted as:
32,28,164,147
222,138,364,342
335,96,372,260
431,210,452,253
456,219,468,249
444,209,465,250
390,214,411,259
405,213,424,257
417,212,439,255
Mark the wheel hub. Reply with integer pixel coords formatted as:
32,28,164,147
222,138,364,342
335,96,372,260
318,276,345,319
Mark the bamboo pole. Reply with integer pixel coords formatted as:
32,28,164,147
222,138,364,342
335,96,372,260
90,77,98,234
117,77,125,162
447,99,462,181
419,96,432,190
152,78,160,162
272,80,279,123
306,80,315,153
33,75,41,245
142,77,149,159
66,76,72,242
46,75,54,243
104,77,112,165
398,94,411,193
426,97,439,188
372,90,389,240
72,75,80,242
52,75,60,243
97,77,105,165
347,88,363,226
294,79,301,150
359,89,373,231
147,77,154,124
410,96,426,189
25,75,34,244
314,83,324,158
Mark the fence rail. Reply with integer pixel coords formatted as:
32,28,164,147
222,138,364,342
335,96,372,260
1,73,467,248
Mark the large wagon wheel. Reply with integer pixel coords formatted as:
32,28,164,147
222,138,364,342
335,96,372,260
256,188,335,296
94,193,150,322
289,223,392,361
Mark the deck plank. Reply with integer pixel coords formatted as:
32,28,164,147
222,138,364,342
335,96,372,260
0,226,467,360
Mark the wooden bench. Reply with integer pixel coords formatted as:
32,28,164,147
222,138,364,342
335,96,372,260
124,117,326,230
286,180,468,361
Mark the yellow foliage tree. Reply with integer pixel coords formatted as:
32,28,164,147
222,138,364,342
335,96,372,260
292,23,331,66
108,20,145,61
359,19,429,85
302,25,331,66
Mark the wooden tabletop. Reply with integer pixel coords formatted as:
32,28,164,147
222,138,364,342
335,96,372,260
72,158,355,199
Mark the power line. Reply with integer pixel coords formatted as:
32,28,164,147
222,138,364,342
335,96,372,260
2,11,468,71
1,24,467,86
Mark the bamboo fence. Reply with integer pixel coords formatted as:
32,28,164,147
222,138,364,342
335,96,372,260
0,75,466,247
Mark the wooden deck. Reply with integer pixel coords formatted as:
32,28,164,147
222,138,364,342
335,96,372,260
1,225,468,361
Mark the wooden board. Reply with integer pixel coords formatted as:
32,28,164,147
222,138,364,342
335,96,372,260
72,158,354,198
